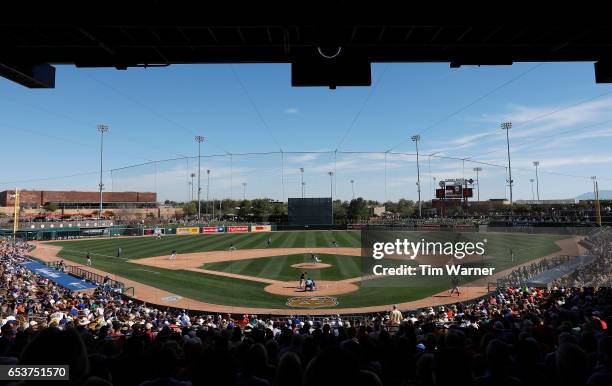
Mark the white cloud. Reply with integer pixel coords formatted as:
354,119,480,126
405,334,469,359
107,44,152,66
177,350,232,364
284,107,299,114
527,127,612,151
449,130,498,146
514,154,612,169
287,153,320,163
443,96,612,161
489,97,612,140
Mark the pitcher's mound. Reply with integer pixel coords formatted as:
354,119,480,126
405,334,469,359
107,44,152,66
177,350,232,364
265,280,358,296
291,262,332,269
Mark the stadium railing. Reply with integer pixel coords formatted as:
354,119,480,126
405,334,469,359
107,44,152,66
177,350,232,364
44,260,126,292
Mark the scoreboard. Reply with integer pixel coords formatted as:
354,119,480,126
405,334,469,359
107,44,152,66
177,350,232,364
436,178,473,199
288,197,332,225
435,187,473,199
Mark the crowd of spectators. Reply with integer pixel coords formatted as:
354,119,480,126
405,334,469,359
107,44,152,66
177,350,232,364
501,257,569,288
486,204,612,225
552,228,612,288
0,237,611,385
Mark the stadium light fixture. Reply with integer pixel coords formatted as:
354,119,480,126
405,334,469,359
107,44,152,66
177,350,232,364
411,135,422,218
500,121,513,206
242,182,247,200
473,167,483,202
350,179,355,200
195,135,205,221
533,161,540,202
97,124,109,218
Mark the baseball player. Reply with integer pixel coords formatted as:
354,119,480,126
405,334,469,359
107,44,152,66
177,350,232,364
170,248,177,260
311,253,321,263
86,253,92,267
450,276,461,296
305,278,316,291
298,271,307,289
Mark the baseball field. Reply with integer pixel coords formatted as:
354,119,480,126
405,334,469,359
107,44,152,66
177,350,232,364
30,230,580,314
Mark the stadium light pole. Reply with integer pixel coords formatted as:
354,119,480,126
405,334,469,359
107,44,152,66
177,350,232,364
533,161,540,202
300,167,304,198
350,179,355,200
428,151,440,201
195,135,205,221
206,169,211,218
473,167,482,202
432,177,437,199
412,135,422,218
242,182,247,200
501,121,513,206
190,173,195,202
530,179,535,201
328,171,334,223
97,124,109,219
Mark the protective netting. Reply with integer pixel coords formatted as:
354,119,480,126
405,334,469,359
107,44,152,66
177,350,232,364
108,151,516,203
2,151,591,203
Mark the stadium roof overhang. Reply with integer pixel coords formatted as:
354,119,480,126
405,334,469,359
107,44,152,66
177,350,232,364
3,6,612,89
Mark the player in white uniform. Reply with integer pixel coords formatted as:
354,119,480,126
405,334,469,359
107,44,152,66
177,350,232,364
311,253,321,263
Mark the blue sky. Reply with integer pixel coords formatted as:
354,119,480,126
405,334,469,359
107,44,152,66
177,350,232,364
1,62,611,202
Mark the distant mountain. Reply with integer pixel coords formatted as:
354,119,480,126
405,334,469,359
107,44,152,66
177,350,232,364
575,190,612,200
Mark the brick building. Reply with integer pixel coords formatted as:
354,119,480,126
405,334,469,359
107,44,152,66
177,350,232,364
0,190,157,209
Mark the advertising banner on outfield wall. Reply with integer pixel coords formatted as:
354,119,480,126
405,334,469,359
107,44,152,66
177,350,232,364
417,224,441,231
227,225,249,233
202,226,225,234
176,227,200,235
251,225,272,232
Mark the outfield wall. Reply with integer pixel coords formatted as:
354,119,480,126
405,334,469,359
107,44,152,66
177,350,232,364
2,221,598,241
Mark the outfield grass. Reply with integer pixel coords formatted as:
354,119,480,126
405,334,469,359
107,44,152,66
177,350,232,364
48,231,567,309
50,230,361,260
202,253,364,282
